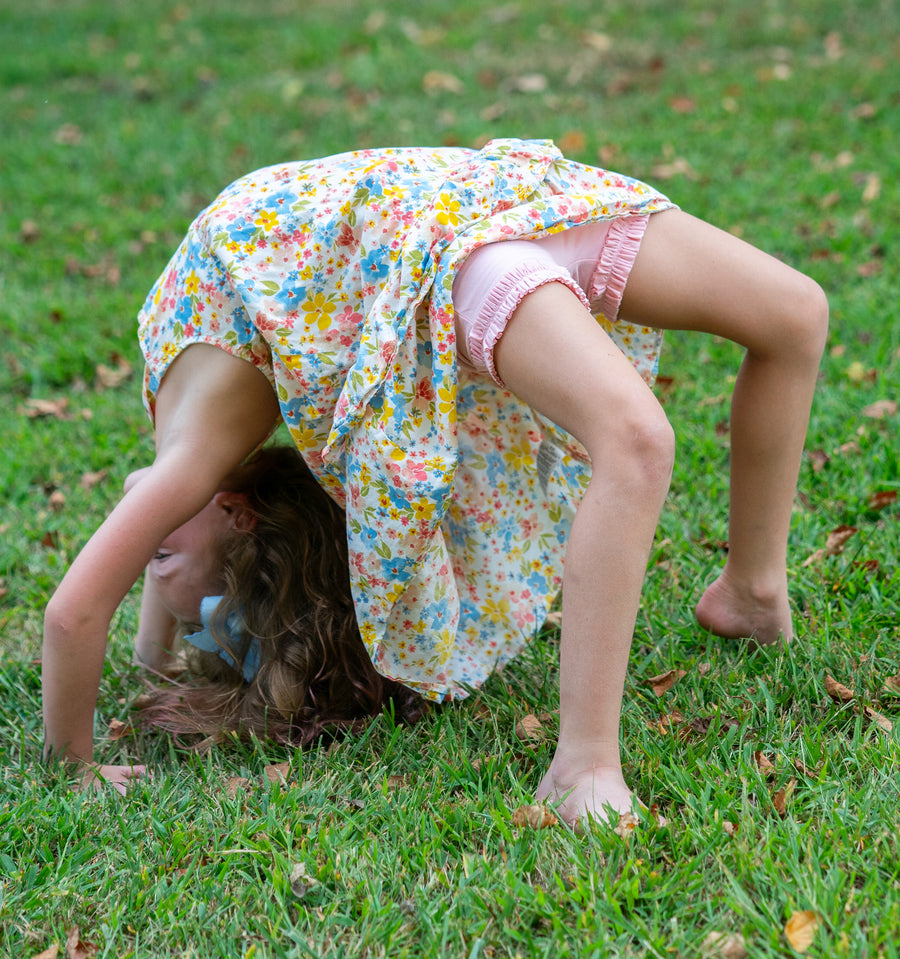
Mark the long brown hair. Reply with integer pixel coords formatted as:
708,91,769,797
137,446,425,745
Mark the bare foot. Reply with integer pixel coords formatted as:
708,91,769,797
695,569,793,646
535,760,636,826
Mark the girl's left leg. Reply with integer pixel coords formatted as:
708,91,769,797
493,282,676,824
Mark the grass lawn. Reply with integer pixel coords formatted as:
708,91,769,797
1,0,898,955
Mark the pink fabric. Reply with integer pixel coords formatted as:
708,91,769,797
451,215,650,387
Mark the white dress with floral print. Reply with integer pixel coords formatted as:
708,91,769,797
138,138,675,701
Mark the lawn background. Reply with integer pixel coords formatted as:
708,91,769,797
1,0,898,956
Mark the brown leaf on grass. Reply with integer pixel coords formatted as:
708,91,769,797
54,123,84,146
20,219,42,243
24,397,73,420
41,530,60,549
557,130,586,155
650,708,686,735
721,820,737,836
645,668,686,697
755,751,776,777
882,672,900,697
807,449,829,472
48,490,66,511
783,910,821,953
868,490,897,510
802,525,858,566
30,947,59,959
668,95,696,113
651,157,696,180
264,762,291,784
289,862,319,898
508,73,548,94
225,776,252,797
64,928,98,959
862,705,893,733
95,356,132,390
701,930,748,958
613,811,639,838
515,712,554,742
772,779,796,818
862,399,897,419
511,803,558,829
824,675,855,703
80,470,108,490
106,718,132,740
422,70,464,94
385,773,411,792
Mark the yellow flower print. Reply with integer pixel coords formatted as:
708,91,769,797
301,291,337,330
288,424,319,451
435,192,462,227
184,271,200,296
437,384,457,423
482,597,511,625
255,209,279,232
413,499,435,522
504,440,533,472
161,342,179,361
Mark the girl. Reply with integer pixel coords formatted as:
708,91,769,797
42,138,828,822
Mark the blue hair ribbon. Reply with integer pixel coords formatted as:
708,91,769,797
183,595,261,682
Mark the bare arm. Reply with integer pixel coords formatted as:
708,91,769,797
42,345,279,780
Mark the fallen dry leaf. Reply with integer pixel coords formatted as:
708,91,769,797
48,490,66,511
862,399,897,419
95,356,132,390
23,397,73,420
868,490,897,510
755,751,776,777
824,675,855,703
862,705,893,733
646,668,686,697
225,776,252,797
613,811,639,838
80,470,108,490
106,718,132,740
803,525,858,567
516,712,554,742
721,820,737,837
772,779,795,818
289,861,318,898
30,947,59,959
882,672,900,697
701,930,748,959
422,70,464,94
511,803,558,829
264,762,290,784
385,773,410,792
784,910,820,953
64,928,98,959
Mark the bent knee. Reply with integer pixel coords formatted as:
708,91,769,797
588,400,675,491
766,273,829,364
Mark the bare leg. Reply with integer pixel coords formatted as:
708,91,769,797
494,283,675,824
621,210,829,644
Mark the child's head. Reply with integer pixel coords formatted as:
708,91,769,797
138,446,425,744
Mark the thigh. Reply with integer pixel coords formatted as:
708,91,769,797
620,208,818,353
493,282,664,455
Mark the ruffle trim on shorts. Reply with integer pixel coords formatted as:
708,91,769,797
465,260,591,387
588,214,650,321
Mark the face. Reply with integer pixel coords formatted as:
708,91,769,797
148,498,232,626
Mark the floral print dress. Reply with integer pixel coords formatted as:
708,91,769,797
138,137,675,701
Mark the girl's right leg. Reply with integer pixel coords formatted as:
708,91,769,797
619,210,829,646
